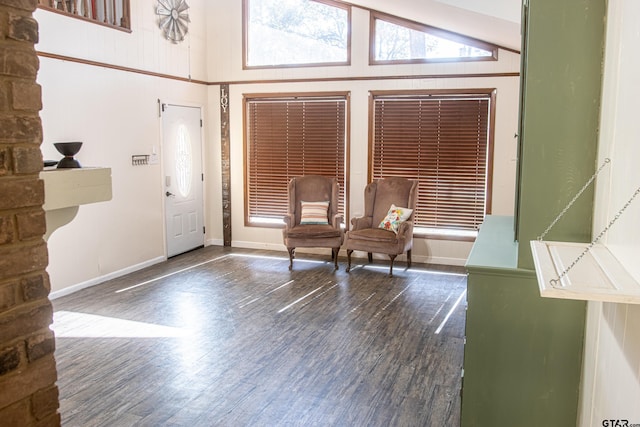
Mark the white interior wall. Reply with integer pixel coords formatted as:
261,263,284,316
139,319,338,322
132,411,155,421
435,0,521,24
36,3,211,295
579,0,640,424
206,2,521,265
36,0,208,80
220,76,519,265
38,0,520,294
207,3,521,82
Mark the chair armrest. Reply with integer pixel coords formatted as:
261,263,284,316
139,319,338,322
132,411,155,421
331,214,344,229
397,220,414,237
283,214,294,229
350,216,373,230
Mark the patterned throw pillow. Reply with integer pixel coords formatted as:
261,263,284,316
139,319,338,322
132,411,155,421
300,201,330,225
378,204,413,234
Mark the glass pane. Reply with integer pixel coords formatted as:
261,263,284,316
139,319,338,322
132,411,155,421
247,0,348,67
175,124,193,198
374,19,493,62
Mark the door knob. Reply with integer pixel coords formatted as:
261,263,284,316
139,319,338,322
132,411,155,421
166,191,175,197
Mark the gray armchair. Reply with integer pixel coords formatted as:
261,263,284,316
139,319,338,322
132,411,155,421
345,177,419,276
282,176,344,270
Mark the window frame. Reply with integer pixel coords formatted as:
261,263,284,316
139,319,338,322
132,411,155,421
369,11,498,66
242,0,352,70
243,92,350,228
368,89,496,241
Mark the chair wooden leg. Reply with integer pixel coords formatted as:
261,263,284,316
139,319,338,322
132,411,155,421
287,247,295,271
407,249,412,268
388,254,397,276
368,252,373,263
333,247,339,270
346,249,353,272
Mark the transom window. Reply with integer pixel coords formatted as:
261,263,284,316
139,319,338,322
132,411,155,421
244,93,349,226
370,90,495,238
243,0,350,69
371,12,497,65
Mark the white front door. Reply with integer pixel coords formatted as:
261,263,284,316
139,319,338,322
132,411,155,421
163,104,204,257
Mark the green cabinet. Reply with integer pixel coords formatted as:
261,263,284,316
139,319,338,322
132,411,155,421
462,216,585,427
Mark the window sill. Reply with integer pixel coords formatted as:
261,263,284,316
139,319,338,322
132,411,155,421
246,218,284,229
414,228,477,242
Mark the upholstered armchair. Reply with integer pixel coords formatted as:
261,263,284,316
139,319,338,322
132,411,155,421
282,176,344,270
344,177,419,276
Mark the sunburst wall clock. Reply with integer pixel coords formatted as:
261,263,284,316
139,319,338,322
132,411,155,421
156,0,190,43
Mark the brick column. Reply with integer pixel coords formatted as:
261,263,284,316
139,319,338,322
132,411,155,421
0,0,61,425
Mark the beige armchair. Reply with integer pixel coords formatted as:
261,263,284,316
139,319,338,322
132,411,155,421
345,177,418,276
282,176,344,270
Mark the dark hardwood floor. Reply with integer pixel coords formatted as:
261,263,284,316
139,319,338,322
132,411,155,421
51,246,467,426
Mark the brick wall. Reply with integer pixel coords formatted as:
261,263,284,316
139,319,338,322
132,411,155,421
0,0,60,425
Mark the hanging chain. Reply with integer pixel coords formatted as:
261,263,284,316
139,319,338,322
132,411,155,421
538,158,610,241
550,185,640,287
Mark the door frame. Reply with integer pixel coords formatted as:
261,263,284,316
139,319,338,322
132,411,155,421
159,100,207,258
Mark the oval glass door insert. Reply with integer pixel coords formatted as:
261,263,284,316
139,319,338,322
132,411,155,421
175,124,193,197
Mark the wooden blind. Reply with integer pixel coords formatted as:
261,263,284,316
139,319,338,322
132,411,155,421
246,96,347,223
372,94,491,231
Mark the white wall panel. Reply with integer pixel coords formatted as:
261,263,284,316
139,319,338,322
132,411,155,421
579,0,640,424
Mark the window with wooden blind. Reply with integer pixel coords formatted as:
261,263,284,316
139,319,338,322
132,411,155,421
370,90,495,238
244,93,349,226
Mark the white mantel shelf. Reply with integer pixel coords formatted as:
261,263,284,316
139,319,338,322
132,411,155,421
40,167,112,240
531,240,640,305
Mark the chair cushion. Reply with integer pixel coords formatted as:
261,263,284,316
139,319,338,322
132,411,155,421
378,204,413,234
285,224,342,239
300,201,329,224
347,228,399,243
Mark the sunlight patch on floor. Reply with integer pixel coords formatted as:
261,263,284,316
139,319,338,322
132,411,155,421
116,254,231,293
358,263,467,277
230,252,327,264
52,311,190,338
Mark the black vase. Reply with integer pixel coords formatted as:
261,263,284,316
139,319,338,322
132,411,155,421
54,142,83,168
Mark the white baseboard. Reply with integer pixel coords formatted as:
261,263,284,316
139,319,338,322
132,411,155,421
418,256,467,267
231,240,288,252
231,243,467,267
49,256,166,300
205,238,224,247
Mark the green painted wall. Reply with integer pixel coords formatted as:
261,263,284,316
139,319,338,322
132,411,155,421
516,0,606,269
462,0,606,423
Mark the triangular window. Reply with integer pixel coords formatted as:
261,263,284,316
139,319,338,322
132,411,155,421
371,12,498,64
